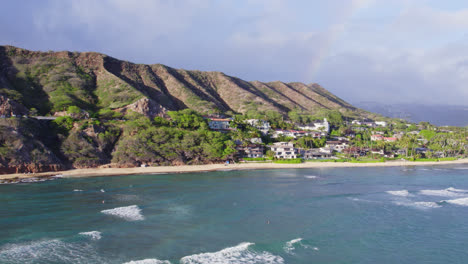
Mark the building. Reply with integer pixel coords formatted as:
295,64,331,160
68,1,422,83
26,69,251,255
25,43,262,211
375,121,387,127
343,147,367,157
301,147,333,159
296,118,330,133
237,144,264,158
270,142,298,159
384,137,397,142
325,140,349,152
207,118,232,130
245,119,271,135
371,134,384,141
272,129,310,139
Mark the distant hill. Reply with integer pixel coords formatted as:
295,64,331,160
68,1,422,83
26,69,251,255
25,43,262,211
0,45,371,118
356,102,468,127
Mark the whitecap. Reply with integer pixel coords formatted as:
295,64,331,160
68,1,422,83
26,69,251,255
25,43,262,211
419,187,468,197
441,197,468,206
123,259,171,264
386,190,413,197
393,201,441,210
79,231,102,240
73,189,83,192
100,189,106,193
284,238,304,254
180,242,284,264
304,176,318,179
0,239,107,264
101,205,144,221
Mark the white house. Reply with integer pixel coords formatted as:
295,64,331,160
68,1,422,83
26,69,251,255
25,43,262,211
246,119,271,135
375,121,387,127
296,118,330,133
270,142,298,159
208,118,232,130
325,141,349,152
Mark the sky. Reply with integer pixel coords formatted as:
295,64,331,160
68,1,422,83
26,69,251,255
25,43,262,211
1,0,467,106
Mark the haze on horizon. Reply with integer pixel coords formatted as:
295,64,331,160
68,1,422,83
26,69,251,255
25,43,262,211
1,0,467,106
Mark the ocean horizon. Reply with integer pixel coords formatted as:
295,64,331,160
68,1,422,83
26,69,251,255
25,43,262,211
1,165,468,263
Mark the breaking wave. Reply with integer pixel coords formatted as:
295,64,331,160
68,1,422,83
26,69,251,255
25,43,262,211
0,239,107,264
123,259,171,264
386,190,413,197
79,231,102,240
283,238,308,254
393,201,442,210
419,187,468,197
101,205,144,221
304,175,318,179
179,242,284,264
441,197,468,206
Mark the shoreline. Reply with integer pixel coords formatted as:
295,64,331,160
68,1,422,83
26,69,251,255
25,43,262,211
1,158,468,181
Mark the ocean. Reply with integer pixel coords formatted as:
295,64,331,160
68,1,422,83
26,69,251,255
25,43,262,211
1,165,468,263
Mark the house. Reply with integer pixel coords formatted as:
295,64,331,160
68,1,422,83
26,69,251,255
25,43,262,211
375,121,387,127
207,118,232,130
325,140,349,152
246,119,271,135
272,129,311,139
371,134,384,141
351,120,361,125
237,144,264,158
370,149,384,155
250,137,263,144
383,137,397,142
270,142,298,159
343,147,367,157
373,131,385,135
301,148,333,159
296,118,330,133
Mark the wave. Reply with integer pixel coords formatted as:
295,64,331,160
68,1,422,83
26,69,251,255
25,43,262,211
304,175,318,179
386,190,413,197
284,238,305,254
179,242,284,264
419,187,468,197
101,205,144,221
0,239,107,264
123,259,171,264
73,189,83,192
101,189,106,193
393,201,442,210
441,197,468,206
79,231,102,240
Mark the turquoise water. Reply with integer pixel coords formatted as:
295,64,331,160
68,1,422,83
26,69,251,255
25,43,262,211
1,165,468,263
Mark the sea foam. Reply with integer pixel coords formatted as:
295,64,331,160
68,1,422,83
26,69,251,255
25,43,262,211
180,242,284,264
123,259,171,264
283,238,308,254
0,239,106,264
79,231,102,240
304,175,318,179
101,205,144,221
419,187,468,197
393,201,442,210
386,190,412,197
442,197,468,206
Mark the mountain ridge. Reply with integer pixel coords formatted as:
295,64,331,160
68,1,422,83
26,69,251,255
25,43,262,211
0,45,366,118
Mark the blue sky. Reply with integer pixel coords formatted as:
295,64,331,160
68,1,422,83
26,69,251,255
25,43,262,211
1,0,467,105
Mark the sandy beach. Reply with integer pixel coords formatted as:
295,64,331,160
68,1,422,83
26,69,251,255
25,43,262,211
1,158,467,181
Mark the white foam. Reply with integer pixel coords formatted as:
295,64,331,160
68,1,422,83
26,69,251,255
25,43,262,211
100,189,106,193
386,190,413,197
180,242,284,264
73,189,83,192
304,176,318,179
393,201,441,210
0,239,106,263
419,187,468,197
79,231,102,240
442,197,468,206
101,205,144,221
123,259,171,264
284,238,303,254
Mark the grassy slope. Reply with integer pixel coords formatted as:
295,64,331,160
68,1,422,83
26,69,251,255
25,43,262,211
0,45,370,118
